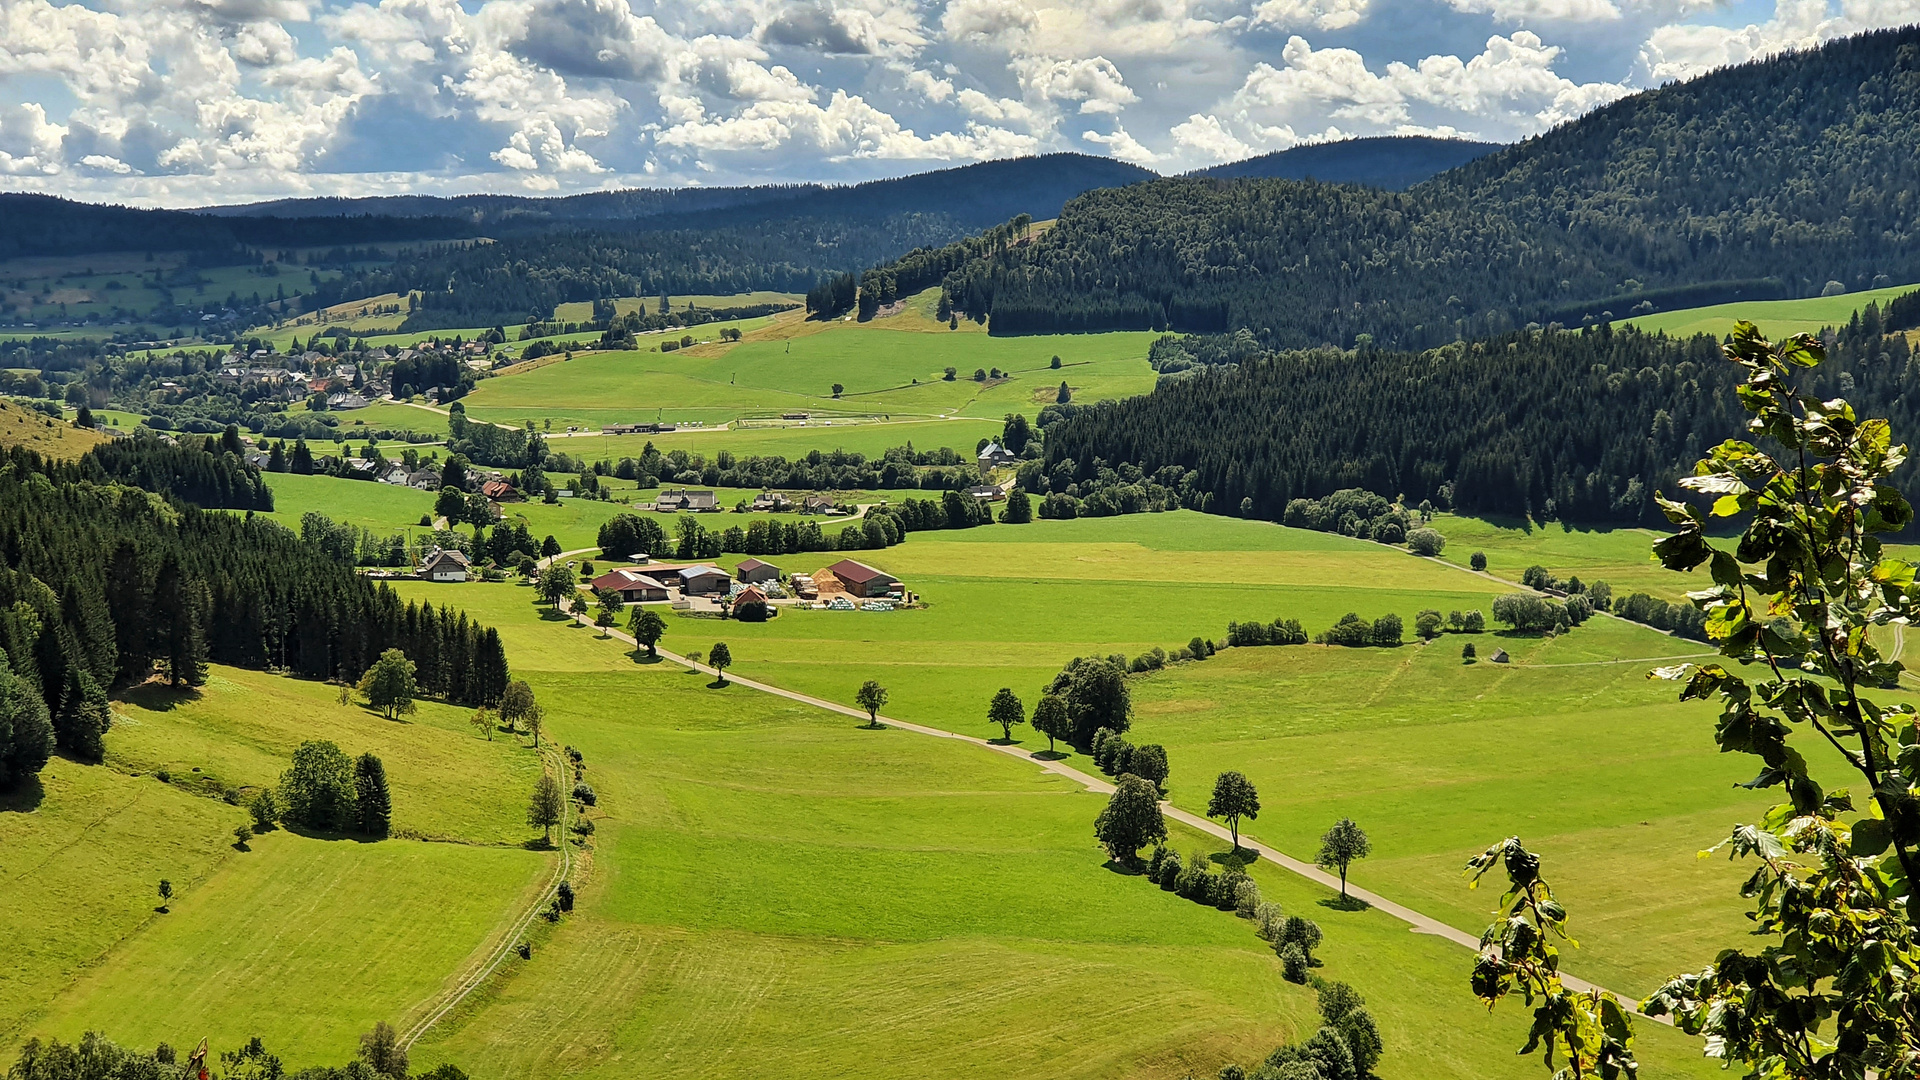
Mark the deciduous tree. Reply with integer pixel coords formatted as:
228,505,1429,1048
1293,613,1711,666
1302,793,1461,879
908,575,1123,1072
357,648,418,720
628,608,666,657
708,642,732,684
987,687,1024,741
1317,817,1371,898
528,772,563,844
1093,774,1165,865
1208,771,1260,853
1029,693,1069,753
855,679,887,727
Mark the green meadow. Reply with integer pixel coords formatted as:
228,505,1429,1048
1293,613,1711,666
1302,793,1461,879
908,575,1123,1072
381,580,1720,1080
1427,513,1703,601
455,304,1156,432
4,662,551,1057
257,471,870,553
1625,280,1919,340
625,510,1787,1000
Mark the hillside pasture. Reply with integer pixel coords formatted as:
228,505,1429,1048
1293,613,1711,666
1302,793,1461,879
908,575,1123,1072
0,400,107,460
1625,280,1919,341
387,581,1721,1080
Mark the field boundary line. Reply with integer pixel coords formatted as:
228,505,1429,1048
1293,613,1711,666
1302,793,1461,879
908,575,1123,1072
559,606,1671,1024
397,739,573,1054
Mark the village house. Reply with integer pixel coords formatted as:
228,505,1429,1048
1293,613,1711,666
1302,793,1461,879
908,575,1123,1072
654,488,718,513
734,558,781,584
382,465,411,485
418,548,471,583
965,484,1003,501
749,491,792,512
823,558,901,599
480,478,521,502
407,468,442,490
977,442,1017,471
590,568,670,603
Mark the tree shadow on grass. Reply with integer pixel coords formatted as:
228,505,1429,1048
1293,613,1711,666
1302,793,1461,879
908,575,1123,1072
627,650,664,665
0,774,45,814
521,836,557,852
1210,849,1260,868
280,822,383,845
707,678,730,689
1100,858,1146,876
117,682,203,712
535,608,571,622
1318,894,1371,912
989,736,1025,747
1030,749,1070,761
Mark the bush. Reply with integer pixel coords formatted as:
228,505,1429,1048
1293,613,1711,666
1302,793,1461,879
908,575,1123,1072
1318,613,1372,646
1469,550,1487,571
1492,592,1564,631
1253,900,1286,940
1130,743,1169,787
1234,878,1263,918
1370,612,1403,646
1216,870,1248,910
1462,641,1476,659
557,880,575,912
572,782,596,806
1147,843,1170,882
233,823,253,846
249,790,279,831
1157,850,1183,890
734,599,770,622
1176,859,1212,901
1414,609,1443,640
571,817,595,837
1463,609,1486,632
1280,941,1310,983
1406,527,1446,556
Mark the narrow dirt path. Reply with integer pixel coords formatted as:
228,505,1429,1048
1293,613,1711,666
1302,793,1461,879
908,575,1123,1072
563,606,1666,1020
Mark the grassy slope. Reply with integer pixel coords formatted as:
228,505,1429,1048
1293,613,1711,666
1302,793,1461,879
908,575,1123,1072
1625,280,1919,340
5,664,549,1057
390,581,1718,1080
257,472,870,553
0,400,108,460
1428,513,1705,602
649,511,1790,998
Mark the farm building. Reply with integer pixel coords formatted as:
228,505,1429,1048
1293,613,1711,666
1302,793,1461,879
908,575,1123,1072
735,558,781,584
655,488,718,513
591,568,670,603
481,479,521,501
678,564,731,595
824,559,900,599
418,548,470,582
977,442,1017,470
749,491,793,511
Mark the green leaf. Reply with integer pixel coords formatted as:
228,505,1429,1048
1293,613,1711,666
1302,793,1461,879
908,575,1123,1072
1852,816,1891,857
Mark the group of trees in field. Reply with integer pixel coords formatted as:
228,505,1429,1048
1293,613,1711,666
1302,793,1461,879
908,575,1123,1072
0,443,510,791
605,435,1026,496
267,738,393,838
445,404,548,470
5,1027,466,1080
915,30,1920,348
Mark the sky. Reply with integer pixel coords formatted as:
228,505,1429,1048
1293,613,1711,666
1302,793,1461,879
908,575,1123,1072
0,0,1913,207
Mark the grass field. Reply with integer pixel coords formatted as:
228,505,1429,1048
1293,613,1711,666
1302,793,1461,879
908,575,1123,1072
1427,513,1705,601
595,510,1801,1001
1625,280,1920,340
0,400,107,460
4,659,551,1058
454,296,1156,433
257,471,871,553
384,580,1721,1080
552,292,802,322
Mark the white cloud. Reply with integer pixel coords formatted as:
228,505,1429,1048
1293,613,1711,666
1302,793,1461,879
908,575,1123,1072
1250,0,1371,32
1632,0,1919,83
1170,111,1254,160
1017,55,1138,114
905,67,955,101
758,0,927,57
1444,0,1621,22
1081,123,1160,165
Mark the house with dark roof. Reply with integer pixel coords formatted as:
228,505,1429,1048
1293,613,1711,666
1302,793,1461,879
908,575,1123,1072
591,568,669,603
977,442,1017,470
823,558,900,599
735,558,781,584
418,548,471,582
654,488,718,513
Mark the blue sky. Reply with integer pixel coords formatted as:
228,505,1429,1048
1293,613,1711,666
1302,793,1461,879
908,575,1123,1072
0,0,1909,205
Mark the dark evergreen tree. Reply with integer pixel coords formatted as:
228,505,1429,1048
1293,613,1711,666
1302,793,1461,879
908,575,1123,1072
355,752,391,837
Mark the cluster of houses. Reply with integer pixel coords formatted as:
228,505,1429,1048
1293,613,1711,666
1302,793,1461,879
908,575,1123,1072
583,555,905,611
647,488,840,515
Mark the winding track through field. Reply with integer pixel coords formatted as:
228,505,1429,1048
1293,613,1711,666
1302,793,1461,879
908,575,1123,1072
553,603,1671,1023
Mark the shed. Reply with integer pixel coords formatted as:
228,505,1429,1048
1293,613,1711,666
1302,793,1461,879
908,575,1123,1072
735,558,782,584
824,558,900,599
1490,648,1510,664
678,564,731,595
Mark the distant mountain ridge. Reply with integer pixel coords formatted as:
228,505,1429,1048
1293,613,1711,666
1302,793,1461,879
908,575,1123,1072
1187,136,1501,189
195,154,1158,229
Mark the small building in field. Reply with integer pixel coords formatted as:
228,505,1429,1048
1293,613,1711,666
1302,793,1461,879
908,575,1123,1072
824,558,900,599
419,548,471,583
654,488,718,513
735,557,781,584
1491,648,1510,664
677,564,731,595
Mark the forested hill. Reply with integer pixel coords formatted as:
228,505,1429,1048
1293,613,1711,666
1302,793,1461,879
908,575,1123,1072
935,26,1920,348
1188,136,1500,188
1036,313,1920,526
201,154,1155,228
0,194,479,260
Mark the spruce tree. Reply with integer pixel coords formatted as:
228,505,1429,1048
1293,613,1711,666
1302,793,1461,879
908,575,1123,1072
355,753,391,837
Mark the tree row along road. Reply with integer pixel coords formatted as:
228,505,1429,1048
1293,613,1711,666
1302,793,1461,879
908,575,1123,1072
555,600,1672,1025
